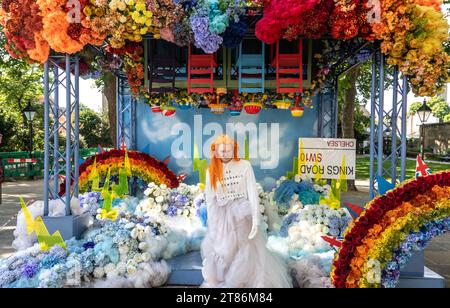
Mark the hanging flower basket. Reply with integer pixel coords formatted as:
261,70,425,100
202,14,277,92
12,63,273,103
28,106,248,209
273,100,291,110
208,103,228,115
229,106,243,116
244,102,262,115
161,106,176,117
151,105,162,113
291,106,304,117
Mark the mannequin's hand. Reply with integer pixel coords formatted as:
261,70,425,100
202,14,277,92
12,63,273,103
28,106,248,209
248,224,258,240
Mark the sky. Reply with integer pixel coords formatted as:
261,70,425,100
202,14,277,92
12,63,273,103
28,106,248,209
80,79,103,112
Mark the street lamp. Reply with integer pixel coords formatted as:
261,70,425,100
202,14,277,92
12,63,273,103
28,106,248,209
22,100,36,178
416,99,432,159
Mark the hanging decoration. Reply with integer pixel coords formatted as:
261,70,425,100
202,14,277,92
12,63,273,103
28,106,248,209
0,0,448,99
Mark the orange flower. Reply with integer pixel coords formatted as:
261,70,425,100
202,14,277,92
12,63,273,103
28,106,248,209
27,32,50,64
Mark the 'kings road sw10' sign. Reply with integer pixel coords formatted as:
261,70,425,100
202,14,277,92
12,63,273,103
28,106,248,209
298,138,356,180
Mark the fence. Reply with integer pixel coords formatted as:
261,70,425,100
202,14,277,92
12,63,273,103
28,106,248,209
0,148,101,179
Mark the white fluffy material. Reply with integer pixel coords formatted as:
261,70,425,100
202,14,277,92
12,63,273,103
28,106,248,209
267,235,290,259
92,261,171,288
288,255,334,288
142,235,168,261
261,197,282,232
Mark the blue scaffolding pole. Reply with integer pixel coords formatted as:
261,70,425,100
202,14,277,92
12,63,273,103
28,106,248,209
116,75,137,150
369,47,408,199
43,55,80,214
42,54,89,239
318,80,338,138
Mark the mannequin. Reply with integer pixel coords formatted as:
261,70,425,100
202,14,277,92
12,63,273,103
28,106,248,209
201,135,292,288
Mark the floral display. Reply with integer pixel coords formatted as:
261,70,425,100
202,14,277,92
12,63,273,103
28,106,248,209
331,171,450,288
371,0,449,96
2,167,355,288
75,149,180,195
381,217,450,288
0,0,49,62
1,0,447,99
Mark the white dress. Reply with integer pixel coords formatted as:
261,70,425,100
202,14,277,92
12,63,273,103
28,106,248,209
201,160,293,288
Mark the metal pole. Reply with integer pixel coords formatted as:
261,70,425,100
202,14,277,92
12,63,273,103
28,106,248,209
369,50,377,199
421,125,425,160
65,54,72,215
377,53,385,178
53,65,60,197
74,56,80,197
28,119,33,179
44,61,50,216
116,78,121,149
391,67,399,184
400,76,408,182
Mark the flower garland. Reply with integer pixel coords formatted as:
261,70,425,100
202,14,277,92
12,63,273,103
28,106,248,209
77,149,180,194
330,0,374,40
371,0,449,96
105,43,145,95
0,0,49,63
331,171,450,288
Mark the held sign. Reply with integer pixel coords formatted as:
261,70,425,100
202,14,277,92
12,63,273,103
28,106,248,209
298,138,356,180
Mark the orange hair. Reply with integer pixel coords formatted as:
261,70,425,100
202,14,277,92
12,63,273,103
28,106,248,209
208,135,240,191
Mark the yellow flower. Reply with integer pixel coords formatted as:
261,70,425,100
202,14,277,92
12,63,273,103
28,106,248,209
83,6,93,16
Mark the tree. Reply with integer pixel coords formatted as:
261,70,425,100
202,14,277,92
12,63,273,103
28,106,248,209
408,96,450,122
338,65,362,191
0,28,45,152
79,105,113,148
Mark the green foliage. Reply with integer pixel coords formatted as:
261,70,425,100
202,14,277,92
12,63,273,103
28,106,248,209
408,96,450,121
79,105,113,148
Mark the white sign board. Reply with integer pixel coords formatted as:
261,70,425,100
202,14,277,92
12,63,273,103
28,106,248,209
298,138,356,180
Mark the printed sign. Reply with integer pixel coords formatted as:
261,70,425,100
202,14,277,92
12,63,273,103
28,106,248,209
298,138,356,180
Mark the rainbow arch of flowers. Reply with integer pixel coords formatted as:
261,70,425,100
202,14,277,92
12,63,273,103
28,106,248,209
331,171,450,288
78,149,180,193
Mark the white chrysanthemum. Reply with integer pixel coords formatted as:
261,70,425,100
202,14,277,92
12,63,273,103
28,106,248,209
93,267,105,278
126,264,137,275
141,252,151,262
119,244,130,255
104,263,116,274
138,242,148,251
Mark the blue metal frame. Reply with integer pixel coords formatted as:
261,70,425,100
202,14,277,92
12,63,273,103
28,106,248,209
43,55,80,216
116,75,137,150
368,47,408,198
318,80,338,138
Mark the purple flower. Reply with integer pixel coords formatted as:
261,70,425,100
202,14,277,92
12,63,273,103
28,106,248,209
168,205,178,217
21,261,39,279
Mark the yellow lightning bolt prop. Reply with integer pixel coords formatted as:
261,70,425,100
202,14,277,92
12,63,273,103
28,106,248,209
100,189,119,221
101,168,111,200
320,192,341,210
20,197,66,251
90,157,101,192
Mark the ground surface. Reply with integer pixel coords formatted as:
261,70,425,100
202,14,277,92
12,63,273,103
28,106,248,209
0,179,449,287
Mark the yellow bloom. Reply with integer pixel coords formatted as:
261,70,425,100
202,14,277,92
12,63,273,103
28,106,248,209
83,6,93,17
